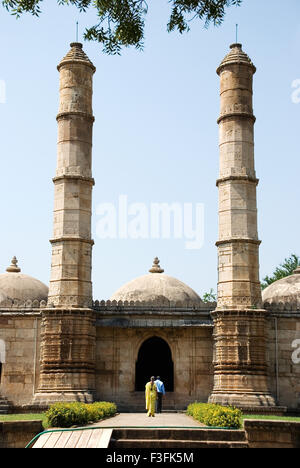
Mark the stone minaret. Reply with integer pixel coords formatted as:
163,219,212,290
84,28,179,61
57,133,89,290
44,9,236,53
208,44,275,407
48,42,95,308
34,43,96,404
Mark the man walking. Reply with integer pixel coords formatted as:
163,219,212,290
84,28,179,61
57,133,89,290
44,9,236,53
155,376,165,413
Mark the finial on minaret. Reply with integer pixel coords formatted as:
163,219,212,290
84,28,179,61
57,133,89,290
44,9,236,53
230,42,242,49
149,257,164,274
6,256,21,273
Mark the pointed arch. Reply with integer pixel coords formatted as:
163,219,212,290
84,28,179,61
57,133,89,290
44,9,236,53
135,336,174,392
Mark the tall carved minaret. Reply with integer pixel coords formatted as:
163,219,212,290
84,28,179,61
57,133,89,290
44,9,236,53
34,43,96,404
209,44,275,407
48,42,95,308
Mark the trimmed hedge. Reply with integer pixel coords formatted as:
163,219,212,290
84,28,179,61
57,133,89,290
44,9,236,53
187,402,242,429
45,401,117,428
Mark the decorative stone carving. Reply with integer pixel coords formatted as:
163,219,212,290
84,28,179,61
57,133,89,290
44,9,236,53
149,257,164,274
208,43,275,408
34,43,97,405
6,257,21,273
47,42,95,309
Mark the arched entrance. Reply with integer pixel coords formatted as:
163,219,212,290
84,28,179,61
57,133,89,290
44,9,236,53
135,336,174,392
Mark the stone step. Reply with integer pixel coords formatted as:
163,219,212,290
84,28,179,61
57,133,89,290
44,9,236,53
112,428,247,442
0,396,11,414
110,439,249,449
109,427,249,449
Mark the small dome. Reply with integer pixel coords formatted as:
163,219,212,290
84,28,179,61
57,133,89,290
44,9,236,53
110,257,203,305
0,257,48,306
262,267,300,307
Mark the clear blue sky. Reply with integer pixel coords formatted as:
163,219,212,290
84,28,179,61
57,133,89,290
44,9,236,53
0,0,299,300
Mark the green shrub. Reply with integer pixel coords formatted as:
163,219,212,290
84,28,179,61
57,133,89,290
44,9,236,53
187,402,242,429
46,401,117,428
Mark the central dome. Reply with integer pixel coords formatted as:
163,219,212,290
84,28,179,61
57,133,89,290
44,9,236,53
110,257,203,305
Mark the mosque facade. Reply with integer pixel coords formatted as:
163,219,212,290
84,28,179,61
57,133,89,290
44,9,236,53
0,43,299,413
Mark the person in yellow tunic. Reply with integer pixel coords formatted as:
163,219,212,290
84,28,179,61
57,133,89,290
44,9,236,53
145,376,157,417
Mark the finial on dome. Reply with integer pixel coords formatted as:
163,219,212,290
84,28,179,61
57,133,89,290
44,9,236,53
149,257,164,274
6,256,21,273
294,266,300,275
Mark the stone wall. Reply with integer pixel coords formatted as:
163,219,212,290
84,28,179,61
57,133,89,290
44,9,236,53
0,420,43,448
0,313,41,406
244,419,300,448
95,326,214,411
0,306,299,412
266,312,300,409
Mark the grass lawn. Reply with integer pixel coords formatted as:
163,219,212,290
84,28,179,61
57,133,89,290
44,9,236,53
0,413,48,429
242,414,300,422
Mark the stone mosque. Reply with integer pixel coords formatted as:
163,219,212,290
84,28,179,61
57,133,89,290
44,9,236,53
0,42,299,413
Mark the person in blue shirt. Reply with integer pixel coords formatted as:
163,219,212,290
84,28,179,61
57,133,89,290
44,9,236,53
154,376,165,413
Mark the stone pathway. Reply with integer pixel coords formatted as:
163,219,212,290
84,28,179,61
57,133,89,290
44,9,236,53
31,413,206,448
90,412,204,428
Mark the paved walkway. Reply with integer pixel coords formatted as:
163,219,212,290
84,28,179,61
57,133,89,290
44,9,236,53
90,413,204,428
31,413,205,448
32,414,204,448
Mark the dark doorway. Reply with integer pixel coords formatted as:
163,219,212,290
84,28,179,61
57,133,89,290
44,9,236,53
135,336,174,392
